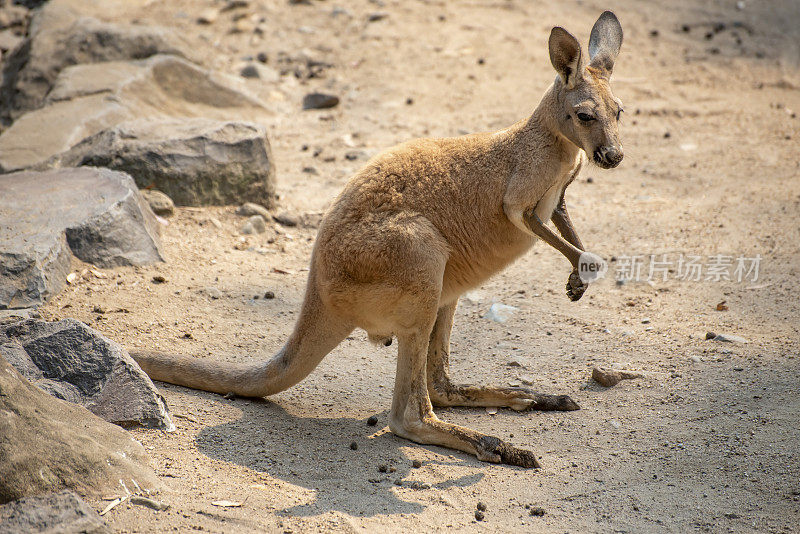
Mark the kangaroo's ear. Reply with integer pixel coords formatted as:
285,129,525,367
588,11,623,77
549,27,583,88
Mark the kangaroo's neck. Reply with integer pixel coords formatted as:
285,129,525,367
504,83,581,173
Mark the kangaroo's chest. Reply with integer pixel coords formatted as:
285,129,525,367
534,154,582,221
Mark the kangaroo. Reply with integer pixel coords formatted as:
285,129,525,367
131,12,624,468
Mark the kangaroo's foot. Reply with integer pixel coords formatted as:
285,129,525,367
389,409,541,468
429,380,580,411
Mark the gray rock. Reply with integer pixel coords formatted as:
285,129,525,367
239,62,280,82
241,215,266,234
0,55,269,172
0,3,193,123
0,233,71,311
302,92,339,110
0,353,161,504
273,211,300,227
43,117,277,207
0,491,111,533
236,202,271,219
0,168,163,308
139,189,174,216
0,318,174,430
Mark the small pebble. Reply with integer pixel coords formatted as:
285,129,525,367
264,291,275,299
476,502,487,511
378,464,388,473
350,441,358,450
530,507,546,516
152,275,166,284
705,331,717,340
367,415,378,426
302,92,339,110
412,459,422,468
474,510,484,521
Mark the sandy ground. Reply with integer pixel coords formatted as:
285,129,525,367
36,0,800,532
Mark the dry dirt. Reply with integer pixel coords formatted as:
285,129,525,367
38,0,800,532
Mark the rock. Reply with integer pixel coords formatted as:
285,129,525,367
506,356,526,367
139,189,175,216
592,366,644,387
711,333,749,343
302,92,339,110
519,374,535,385
0,491,111,533
476,502,487,511
263,290,275,299
239,62,280,82
42,117,276,207
236,202,271,219
483,303,518,323
367,12,389,22
705,331,717,340
366,415,378,426
530,506,546,516
0,318,173,430
412,459,422,468
241,215,266,234
0,54,269,173
349,441,358,450
0,168,163,309
0,353,161,504
273,211,300,227
641,317,651,324
690,355,702,363
474,510,484,521
0,4,194,123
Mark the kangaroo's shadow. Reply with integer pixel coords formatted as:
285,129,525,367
195,397,485,518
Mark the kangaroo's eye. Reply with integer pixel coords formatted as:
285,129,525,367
616,108,624,121
576,112,595,122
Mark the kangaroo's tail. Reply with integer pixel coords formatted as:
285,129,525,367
130,273,352,398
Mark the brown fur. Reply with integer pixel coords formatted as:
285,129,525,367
131,12,625,467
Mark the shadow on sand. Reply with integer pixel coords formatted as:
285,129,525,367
195,399,486,518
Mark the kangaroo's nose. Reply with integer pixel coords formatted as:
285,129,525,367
594,146,623,168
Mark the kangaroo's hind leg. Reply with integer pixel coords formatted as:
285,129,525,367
425,302,580,412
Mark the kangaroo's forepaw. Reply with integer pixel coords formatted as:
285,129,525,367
566,270,588,301
476,435,541,468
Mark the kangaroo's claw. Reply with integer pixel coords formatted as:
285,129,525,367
566,270,588,301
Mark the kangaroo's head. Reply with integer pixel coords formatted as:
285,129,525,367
548,11,624,169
